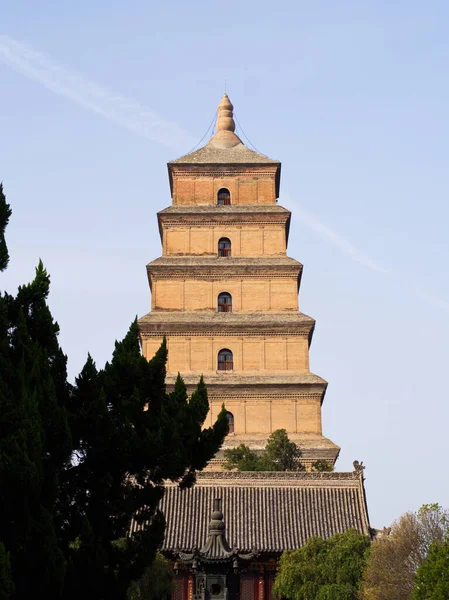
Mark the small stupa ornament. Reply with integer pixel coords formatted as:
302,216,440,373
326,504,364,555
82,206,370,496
216,95,236,133
208,94,243,150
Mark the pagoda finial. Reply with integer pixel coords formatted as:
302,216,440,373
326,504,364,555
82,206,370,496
208,94,242,149
216,94,235,133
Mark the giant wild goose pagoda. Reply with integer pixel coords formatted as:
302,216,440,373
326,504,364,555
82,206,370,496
134,95,370,600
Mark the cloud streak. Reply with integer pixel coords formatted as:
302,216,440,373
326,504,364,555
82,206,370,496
282,193,388,273
1,35,448,313
282,194,449,313
0,35,196,153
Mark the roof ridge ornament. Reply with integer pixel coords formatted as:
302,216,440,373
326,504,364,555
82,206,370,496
177,498,257,566
353,460,365,479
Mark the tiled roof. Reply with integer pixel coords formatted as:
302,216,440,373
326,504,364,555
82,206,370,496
147,256,301,268
138,311,315,326
131,472,370,554
169,143,279,165
138,311,315,342
158,206,290,215
163,372,327,387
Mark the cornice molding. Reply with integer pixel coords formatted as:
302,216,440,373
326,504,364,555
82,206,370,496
140,330,310,337
149,272,300,279
171,169,278,177
206,393,324,399
161,220,287,227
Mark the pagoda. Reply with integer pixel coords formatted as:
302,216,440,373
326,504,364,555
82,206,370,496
135,95,370,600
139,94,339,469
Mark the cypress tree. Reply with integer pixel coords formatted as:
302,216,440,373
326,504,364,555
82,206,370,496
0,260,71,598
0,183,11,272
0,542,14,600
0,185,228,599
64,324,229,599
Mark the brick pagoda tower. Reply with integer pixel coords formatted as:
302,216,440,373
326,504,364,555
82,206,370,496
139,94,340,469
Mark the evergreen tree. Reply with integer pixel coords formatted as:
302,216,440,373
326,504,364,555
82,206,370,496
63,327,229,599
312,459,334,472
0,183,11,272
126,553,173,600
0,189,71,598
264,429,304,471
0,258,72,599
0,542,14,600
224,429,304,471
0,185,228,600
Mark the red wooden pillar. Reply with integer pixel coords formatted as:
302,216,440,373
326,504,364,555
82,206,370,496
187,575,194,600
257,573,265,600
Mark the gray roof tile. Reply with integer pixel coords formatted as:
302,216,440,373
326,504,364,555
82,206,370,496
131,473,370,553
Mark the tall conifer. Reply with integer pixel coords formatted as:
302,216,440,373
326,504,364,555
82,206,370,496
0,183,11,272
64,325,228,599
0,258,71,597
0,185,228,599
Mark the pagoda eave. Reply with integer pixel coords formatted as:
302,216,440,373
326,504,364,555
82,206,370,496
146,257,302,282
164,373,327,401
138,311,316,341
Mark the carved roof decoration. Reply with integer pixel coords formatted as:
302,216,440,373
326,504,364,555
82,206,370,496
177,499,256,565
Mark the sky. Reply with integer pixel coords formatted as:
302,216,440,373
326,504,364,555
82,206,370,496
1,0,449,529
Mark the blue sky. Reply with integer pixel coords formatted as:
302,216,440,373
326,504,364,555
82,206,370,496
1,0,448,528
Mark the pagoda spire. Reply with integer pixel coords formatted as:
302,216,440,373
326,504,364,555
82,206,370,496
208,94,242,149
216,94,236,133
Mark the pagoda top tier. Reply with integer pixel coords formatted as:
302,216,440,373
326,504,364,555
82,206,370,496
169,94,279,166
167,95,281,202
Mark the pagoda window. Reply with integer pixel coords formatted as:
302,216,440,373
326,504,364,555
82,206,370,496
218,349,233,371
218,237,231,257
226,411,235,434
218,292,232,312
217,188,231,205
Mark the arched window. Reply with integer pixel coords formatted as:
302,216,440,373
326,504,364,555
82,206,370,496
226,412,234,434
218,237,231,257
218,348,233,371
217,188,231,205
218,292,232,312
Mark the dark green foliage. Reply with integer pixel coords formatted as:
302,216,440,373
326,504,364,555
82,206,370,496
412,539,449,600
62,327,228,599
223,429,304,471
0,259,71,599
0,193,228,600
273,529,371,600
0,183,11,272
0,542,14,600
127,553,173,600
312,459,334,472
223,444,266,471
265,429,304,471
